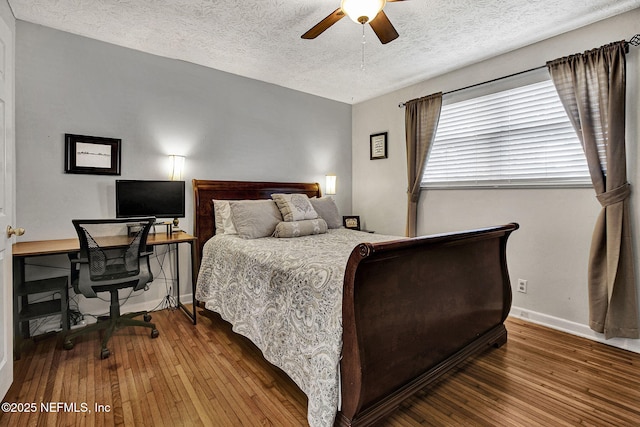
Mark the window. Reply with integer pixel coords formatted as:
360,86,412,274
422,76,591,188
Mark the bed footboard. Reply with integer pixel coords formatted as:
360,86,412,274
337,223,519,426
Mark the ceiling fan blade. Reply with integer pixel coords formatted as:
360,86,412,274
301,8,345,39
369,10,399,44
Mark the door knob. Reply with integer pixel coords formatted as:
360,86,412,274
7,225,25,238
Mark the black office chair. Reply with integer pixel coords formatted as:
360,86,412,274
63,217,159,359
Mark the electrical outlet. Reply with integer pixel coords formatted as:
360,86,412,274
517,279,528,293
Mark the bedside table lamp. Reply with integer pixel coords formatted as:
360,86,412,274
169,155,185,181
169,155,186,231
325,174,337,196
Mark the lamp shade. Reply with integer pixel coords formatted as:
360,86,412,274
341,0,385,24
169,155,185,181
325,174,337,195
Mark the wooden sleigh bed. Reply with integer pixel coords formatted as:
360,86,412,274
192,179,519,426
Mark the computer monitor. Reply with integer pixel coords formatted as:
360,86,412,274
115,180,185,221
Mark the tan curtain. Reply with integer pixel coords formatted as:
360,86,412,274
405,93,442,237
547,41,638,339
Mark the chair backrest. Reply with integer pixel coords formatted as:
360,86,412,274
71,217,156,296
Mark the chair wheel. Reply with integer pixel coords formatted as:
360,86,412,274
63,340,74,350
100,348,111,359
151,329,159,339
144,314,152,322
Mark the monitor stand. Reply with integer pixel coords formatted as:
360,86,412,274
147,221,173,235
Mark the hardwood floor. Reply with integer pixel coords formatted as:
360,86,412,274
2,308,639,426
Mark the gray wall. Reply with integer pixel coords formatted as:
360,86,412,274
16,21,352,241
15,21,352,322
352,9,640,352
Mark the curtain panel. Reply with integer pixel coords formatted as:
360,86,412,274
404,93,442,237
547,41,639,339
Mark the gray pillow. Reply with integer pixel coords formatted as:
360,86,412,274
309,197,341,229
272,193,318,221
273,219,328,238
229,200,283,239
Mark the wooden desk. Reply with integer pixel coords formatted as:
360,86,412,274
13,231,199,352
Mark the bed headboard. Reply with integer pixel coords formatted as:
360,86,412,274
192,179,321,265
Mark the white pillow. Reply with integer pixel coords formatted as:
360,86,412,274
213,200,237,235
271,193,318,221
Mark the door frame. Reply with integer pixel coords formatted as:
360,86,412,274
0,9,16,400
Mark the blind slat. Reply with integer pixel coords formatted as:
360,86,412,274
422,79,590,188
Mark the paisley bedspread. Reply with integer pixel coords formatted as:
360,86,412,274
195,228,397,427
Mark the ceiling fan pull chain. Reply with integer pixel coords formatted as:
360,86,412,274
361,23,366,71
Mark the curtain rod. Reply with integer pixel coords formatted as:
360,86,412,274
398,33,640,108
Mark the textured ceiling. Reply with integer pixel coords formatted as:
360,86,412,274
8,0,640,104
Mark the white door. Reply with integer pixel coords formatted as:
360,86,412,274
0,14,15,400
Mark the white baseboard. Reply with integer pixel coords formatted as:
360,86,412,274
510,306,640,354
35,292,195,333
120,292,193,315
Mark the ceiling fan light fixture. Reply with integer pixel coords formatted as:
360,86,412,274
341,0,386,24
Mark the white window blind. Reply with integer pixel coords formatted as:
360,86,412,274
422,79,591,188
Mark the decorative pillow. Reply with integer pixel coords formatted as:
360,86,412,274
229,200,283,239
273,219,328,238
213,200,237,235
271,193,318,221
309,197,341,229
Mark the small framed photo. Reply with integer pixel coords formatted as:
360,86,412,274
370,132,388,160
65,134,121,175
343,215,361,231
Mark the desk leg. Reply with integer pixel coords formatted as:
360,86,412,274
176,240,197,325
189,240,198,324
13,257,24,360
191,240,197,324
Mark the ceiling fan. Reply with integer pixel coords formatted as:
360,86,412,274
302,0,406,44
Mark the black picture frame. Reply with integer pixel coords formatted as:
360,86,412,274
65,134,121,175
370,132,388,160
343,215,361,231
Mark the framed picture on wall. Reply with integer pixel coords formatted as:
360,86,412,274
370,132,388,160
65,134,121,175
